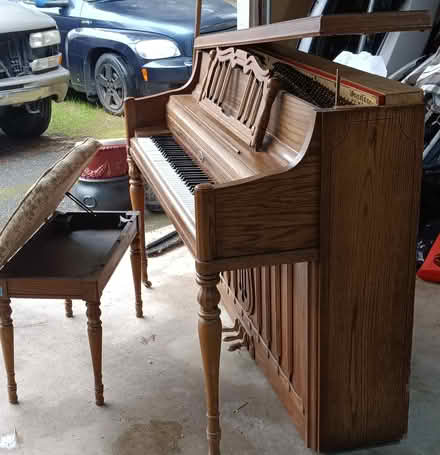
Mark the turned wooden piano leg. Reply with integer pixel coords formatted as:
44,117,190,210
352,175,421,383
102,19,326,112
64,298,73,318
197,272,222,455
128,152,152,289
0,298,17,404
86,300,104,406
130,232,144,318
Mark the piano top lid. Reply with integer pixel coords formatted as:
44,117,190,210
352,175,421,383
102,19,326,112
194,10,432,50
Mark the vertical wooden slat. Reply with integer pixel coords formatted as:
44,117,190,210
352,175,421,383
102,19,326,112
270,265,281,362
306,261,320,450
208,61,221,99
213,62,228,103
199,50,216,101
281,264,294,381
261,265,271,348
242,77,259,123
237,73,254,120
293,263,307,397
218,63,233,105
247,81,263,128
254,267,262,334
231,270,237,300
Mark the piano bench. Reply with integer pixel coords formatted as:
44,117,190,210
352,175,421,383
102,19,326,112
0,211,143,406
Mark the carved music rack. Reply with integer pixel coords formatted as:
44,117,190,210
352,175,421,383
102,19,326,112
199,47,280,150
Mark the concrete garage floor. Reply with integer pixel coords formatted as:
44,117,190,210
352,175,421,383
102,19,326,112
1,135,440,454
0,245,438,455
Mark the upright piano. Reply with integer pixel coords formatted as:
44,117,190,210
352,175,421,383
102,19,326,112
125,10,430,454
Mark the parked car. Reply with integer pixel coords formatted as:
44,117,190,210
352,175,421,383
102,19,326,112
24,0,236,115
0,0,69,137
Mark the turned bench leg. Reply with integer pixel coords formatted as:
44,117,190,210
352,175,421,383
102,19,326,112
197,272,222,455
86,300,104,406
130,230,144,318
0,298,17,404
128,151,152,289
65,298,73,318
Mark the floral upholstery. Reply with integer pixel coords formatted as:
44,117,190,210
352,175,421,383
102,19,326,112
0,138,101,269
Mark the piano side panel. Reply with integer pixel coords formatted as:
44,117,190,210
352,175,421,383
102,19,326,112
219,261,313,441
214,138,321,258
318,104,424,451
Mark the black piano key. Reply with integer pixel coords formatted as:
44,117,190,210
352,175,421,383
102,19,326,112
151,135,213,194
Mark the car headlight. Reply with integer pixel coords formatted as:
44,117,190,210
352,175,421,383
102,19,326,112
29,29,61,48
135,39,181,60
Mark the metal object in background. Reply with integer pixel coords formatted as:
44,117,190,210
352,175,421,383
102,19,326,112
65,191,96,215
72,175,130,211
357,0,376,53
71,139,131,211
146,230,182,256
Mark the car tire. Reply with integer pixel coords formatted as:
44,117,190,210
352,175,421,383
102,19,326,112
0,98,52,138
95,53,135,116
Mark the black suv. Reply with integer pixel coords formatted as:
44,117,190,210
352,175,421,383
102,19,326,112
28,0,236,114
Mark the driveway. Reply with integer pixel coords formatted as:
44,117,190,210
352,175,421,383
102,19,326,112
0,134,82,230
0,133,171,240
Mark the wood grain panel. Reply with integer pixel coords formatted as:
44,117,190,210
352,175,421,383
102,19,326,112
214,157,321,257
318,105,423,450
220,259,310,431
195,11,431,49
219,262,308,437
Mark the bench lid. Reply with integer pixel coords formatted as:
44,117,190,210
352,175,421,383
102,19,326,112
0,138,101,270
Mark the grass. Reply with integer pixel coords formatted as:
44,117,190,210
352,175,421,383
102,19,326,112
46,91,126,139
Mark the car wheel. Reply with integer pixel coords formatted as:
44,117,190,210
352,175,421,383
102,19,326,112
0,98,51,138
95,53,135,115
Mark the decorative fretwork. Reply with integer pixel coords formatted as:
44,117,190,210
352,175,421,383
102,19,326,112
199,47,280,150
221,269,256,358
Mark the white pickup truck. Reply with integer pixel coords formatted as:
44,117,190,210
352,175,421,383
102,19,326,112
0,0,69,137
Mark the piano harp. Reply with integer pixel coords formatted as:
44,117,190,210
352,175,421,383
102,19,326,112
125,8,430,454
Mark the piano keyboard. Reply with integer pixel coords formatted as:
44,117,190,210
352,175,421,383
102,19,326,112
137,135,212,218
151,135,212,193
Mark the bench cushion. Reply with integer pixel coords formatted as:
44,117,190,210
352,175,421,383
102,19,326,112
0,138,100,270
